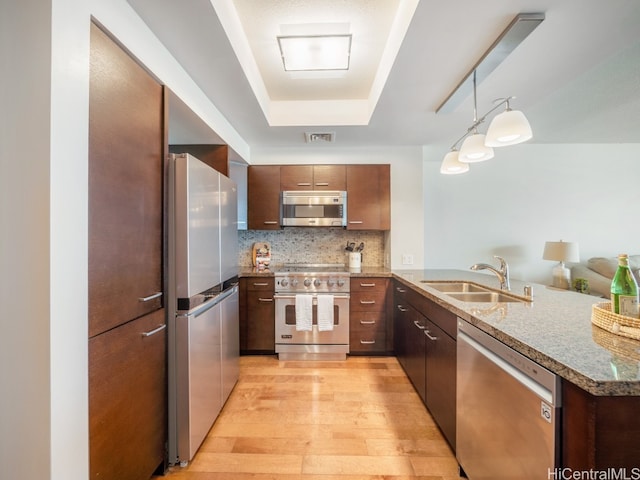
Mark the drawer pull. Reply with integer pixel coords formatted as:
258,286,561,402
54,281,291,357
263,221,278,225
252,282,269,286
360,283,376,287
397,305,409,312
138,292,162,302
258,297,273,302
413,320,425,330
424,330,438,341
360,300,376,305
141,324,166,337
360,340,376,345
348,220,363,224
315,182,329,186
360,320,376,325
396,287,406,293
297,182,311,186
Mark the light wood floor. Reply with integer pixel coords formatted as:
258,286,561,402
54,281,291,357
155,355,463,480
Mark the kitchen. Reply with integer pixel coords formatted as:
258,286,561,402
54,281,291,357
3,1,640,480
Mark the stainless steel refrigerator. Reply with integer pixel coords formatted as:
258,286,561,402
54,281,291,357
167,153,239,466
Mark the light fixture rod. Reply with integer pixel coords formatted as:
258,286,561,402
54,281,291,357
436,13,544,114
449,96,513,150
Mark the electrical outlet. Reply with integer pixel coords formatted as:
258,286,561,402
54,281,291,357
402,254,414,265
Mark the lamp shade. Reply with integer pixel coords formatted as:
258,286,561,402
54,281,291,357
485,108,533,147
458,133,495,163
542,241,580,263
440,150,469,175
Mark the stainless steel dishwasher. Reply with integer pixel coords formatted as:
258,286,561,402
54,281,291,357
456,319,561,480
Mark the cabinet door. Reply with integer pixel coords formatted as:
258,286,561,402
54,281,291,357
245,291,275,352
425,319,456,449
393,282,410,369
89,309,166,480
313,165,346,190
346,164,390,230
405,306,426,403
280,165,313,190
248,165,281,229
88,23,164,337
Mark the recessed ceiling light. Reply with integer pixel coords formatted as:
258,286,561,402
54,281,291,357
277,34,352,72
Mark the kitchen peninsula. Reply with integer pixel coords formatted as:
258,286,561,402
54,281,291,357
240,267,640,470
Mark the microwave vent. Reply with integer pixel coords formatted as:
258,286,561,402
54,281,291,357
304,132,335,143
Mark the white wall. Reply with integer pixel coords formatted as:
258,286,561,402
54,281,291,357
423,143,640,284
250,146,425,269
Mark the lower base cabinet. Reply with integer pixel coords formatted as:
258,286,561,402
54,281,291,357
350,277,392,354
89,309,167,480
240,277,275,354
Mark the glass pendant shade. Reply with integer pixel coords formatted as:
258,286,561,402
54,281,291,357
440,150,469,175
458,133,495,163
485,108,533,146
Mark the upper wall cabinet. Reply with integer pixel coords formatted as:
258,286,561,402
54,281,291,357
168,144,230,176
346,164,390,230
248,165,281,230
280,165,346,191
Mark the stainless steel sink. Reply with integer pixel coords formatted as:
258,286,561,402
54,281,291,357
421,281,529,303
420,281,490,293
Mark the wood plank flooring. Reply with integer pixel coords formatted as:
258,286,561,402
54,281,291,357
154,355,463,480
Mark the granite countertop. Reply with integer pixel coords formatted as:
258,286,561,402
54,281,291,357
394,269,640,396
238,265,640,395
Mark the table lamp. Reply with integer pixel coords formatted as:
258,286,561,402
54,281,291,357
543,240,580,289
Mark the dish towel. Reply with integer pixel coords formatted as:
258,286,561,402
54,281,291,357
317,295,334,331
295,294,313,331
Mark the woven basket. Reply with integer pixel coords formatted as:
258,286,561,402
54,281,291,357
591,302,640,340
592,324,640,361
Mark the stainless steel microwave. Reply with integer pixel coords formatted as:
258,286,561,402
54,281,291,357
280,190,347,227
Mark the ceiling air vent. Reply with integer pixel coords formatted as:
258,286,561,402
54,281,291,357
304,132,336,143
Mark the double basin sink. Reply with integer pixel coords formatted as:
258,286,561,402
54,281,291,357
421,281,529,303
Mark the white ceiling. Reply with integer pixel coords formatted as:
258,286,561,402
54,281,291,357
128,0,640,151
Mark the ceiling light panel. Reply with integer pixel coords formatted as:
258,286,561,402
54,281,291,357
278,34,352,71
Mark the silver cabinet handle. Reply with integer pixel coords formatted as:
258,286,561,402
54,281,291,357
424,330,438,341
315,182,329,186
139,292,162,302
360,300,376,305
297,182,312,186
263,221,278,225
360,320,376,325
348,220,363,224
396,287,406,293
141,324,166,337
414,320,425,330
397,305,408,312
258,297,273,302
252,282,269,286
360,283,376,287
360,340,376,345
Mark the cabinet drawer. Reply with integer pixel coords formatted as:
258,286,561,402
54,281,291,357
351,291,387,311
246,277,275,291
350,312,386,352
350,278,389,292
424,300,457,339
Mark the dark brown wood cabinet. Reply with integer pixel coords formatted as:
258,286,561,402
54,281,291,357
240,277,276,353
349,277,392,354
88,22,167,479
346,164,390,230
280,164,346,191
248,165,281,229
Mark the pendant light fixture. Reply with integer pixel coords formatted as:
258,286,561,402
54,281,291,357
440,149,469,175
485,98,533,146
458,71,494,163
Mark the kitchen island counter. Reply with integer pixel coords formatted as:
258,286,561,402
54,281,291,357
393,269,640,396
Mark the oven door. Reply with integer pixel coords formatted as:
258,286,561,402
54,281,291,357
274,293,350,358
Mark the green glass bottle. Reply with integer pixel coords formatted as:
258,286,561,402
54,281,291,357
610,254,639,318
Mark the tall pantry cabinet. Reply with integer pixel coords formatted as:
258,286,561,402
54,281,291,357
88,23,167,480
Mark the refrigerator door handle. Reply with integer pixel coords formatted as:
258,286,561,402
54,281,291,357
141,324,166,337
139,291,163,302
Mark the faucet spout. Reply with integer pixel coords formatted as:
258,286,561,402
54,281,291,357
470,255,511,291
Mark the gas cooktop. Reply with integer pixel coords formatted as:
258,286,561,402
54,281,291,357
275,263,348,274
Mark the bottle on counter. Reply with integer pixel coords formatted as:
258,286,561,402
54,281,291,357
610,253,639,318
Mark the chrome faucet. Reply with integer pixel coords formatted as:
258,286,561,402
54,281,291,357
470,255,511,291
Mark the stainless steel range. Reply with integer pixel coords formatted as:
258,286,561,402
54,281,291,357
274,264,350,360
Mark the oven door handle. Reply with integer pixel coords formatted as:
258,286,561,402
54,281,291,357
274,294,351,301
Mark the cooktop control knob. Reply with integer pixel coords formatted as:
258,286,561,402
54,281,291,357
304,278,312,287
314,279,322,287
291,278,299,287
280,278,289,287
327,279,335,287
337,279,345,287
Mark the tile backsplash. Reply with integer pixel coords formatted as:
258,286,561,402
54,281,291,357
238,228,385,267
